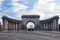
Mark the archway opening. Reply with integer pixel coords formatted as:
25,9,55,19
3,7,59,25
27,22,35,31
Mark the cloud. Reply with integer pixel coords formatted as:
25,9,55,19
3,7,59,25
0,0,3,5
0,8,3,24
10,0,29,20
32,0,60,23
12,0,28,13
1,0,60,24
25,0,56,19
27,0,60,23
11,0,45,19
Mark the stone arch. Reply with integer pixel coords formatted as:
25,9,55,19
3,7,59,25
26,20,35,31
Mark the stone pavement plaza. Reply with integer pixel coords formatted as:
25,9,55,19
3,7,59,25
0,31,60,40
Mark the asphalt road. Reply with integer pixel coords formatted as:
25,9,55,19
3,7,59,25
0,31,60,40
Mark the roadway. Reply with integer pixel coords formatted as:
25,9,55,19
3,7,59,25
0,31,60,40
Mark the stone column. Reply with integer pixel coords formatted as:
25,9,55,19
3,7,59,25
53,20,56,30
15,23,17,30
50,22,52,30
2,19,5,30
50,22,51,30
46,23,48,30
52,22,53,30
52,21,54,30
4,19,8,31
52,20,56,30
20,24,21,30
49,22,52,31
48,23,49,30
44,23,46,30
13,23,15,30
43,24,45,30
56,20,59,30
51,21,53,30
54,20,57,30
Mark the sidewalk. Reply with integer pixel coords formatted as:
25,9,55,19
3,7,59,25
32,31,60,37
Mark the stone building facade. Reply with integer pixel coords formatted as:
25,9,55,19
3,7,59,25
2,15,59,31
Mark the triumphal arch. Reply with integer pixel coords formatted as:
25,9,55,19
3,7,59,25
2,15,59,31
21,15,40,30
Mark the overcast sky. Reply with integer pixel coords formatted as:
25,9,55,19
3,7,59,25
0,0,60,24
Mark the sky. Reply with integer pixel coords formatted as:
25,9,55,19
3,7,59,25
0,0,60,24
